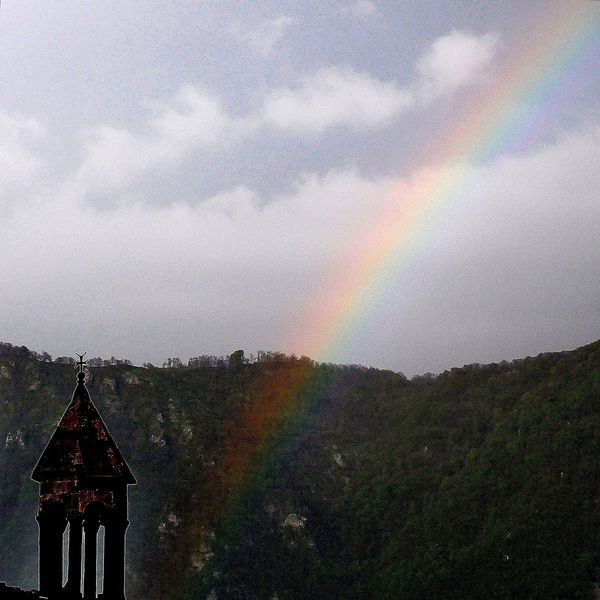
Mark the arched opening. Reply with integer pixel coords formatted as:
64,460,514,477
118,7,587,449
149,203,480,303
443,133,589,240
60,513,84,596
62,520,70,587
97,523,105,596
57,501,126,599
82,502,106,599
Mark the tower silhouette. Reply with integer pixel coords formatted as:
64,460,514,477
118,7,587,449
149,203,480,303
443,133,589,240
31,363,136,600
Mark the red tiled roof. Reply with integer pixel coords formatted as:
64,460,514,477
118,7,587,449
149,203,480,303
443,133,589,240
31,375,135,485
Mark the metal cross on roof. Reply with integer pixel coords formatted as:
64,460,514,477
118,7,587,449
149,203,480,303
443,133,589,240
76,352,87,373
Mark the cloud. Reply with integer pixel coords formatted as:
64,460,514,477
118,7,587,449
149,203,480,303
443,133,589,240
0,111,44,196
1,124,599,373
65,29,501,202
0,167,387,364
343,1,378,18
73,86,247,198
417,30,499,102
261,66,414,134
229,16,295,57
259,31,499,135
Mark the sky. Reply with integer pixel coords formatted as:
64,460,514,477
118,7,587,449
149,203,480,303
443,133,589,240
0,1,598,375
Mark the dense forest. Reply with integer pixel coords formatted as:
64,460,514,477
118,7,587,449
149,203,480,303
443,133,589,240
1,339,599,599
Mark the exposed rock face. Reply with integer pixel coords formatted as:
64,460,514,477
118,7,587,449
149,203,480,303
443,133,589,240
190,528,215,571
123,373,141,386
4,430,25,449
283,513,306,529
0,364,13,379
332,452,345,467
150,413,166,446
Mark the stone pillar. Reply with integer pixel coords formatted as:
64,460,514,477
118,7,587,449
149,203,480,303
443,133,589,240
103,516,129,600
65,514,83,597
83,515,100,600
37,508,67,598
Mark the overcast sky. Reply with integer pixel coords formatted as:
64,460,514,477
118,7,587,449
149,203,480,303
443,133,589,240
0,1,599,375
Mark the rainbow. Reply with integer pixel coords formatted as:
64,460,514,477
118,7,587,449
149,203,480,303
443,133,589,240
289,2,599,362
167,2,600,593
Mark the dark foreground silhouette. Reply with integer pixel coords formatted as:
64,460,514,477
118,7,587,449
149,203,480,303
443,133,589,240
1,359,135,600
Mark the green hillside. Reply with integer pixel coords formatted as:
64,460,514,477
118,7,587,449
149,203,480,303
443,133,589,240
1,340,599,599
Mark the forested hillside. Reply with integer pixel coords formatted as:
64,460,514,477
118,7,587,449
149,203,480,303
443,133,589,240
1,340,599,599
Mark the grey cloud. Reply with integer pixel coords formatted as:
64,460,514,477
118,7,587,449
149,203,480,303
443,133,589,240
0,2,597,374
67,30,500,204
228,16,297,57
0,111,45,196
1,127,599,373
72,87,251,200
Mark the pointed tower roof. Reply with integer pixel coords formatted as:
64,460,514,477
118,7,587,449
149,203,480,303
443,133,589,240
32,370,136,485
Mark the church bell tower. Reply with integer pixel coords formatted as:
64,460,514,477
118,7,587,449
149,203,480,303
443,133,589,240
31,357,136,600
